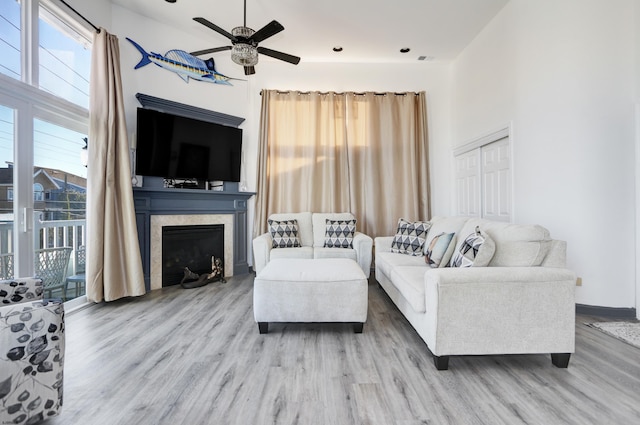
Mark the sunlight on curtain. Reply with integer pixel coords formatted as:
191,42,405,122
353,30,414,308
254,90,430,239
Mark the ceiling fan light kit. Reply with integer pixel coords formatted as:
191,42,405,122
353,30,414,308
232,44,259,67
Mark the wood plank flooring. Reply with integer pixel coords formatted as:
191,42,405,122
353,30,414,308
48,273,640,425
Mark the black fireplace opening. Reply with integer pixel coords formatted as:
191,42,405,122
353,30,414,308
162,224,224,287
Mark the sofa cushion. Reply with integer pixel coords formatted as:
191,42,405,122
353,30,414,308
425,232,456,268
268,219,302,248
376,251,426,278
314,247,358,261
390,218,431,256
312,213,356,247
389,266,428,313
323,219,356,248
268,212,313,246
457,219,552,267
270,246,314,260
449,226,495,267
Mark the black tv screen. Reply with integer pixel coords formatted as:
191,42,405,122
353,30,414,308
135,108,242,182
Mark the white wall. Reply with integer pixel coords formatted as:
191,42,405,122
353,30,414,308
452,0,638,309
71,0,111,30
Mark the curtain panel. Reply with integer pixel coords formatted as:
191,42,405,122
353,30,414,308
86,29,146,302
254,90,430,239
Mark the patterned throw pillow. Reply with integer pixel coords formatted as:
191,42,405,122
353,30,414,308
449,226,495,267
268,219,301,248
425,232,455,268
324,219,356,248
390,218,431,256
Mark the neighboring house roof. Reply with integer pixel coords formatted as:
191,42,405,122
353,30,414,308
50,177,86,193
0,167,86,191
35,167,86,189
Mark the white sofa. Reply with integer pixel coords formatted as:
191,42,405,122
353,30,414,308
253,212,373,277
375,216,576,370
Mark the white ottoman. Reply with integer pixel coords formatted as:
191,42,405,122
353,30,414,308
253,258,368,333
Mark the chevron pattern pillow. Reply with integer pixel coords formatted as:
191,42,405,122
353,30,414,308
268,219,301,248
324,219,356,248
449,226,495,267
390,218,431,256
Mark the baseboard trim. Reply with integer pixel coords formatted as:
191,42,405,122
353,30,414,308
576,304,637,319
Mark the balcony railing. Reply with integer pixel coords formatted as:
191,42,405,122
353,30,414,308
0,213,86,299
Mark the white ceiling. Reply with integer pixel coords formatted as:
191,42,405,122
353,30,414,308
111,0,508,64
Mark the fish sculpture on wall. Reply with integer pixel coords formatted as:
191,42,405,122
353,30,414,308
126,38,239,85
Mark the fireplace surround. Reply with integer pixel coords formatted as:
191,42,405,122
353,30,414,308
133,186,254,291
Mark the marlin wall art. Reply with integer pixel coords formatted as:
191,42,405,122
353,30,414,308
126,38,240,85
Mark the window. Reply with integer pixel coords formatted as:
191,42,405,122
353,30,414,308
39,3,91,108
0,0,20,80
33,182,43,201
0,0,90,290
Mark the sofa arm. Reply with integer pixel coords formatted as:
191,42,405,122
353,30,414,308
424,267,576,356
0,278,44,304
353,232,373,278
252,233,273,275
425,266,576,287
374,236,394,253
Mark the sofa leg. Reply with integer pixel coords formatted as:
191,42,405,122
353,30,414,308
258,322,268,334
354,323,364,333
433,355,449,371
551,353,571,368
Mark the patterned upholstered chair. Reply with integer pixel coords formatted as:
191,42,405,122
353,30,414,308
0,278,64,424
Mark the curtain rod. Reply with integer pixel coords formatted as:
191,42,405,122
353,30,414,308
260,90,420,96
59,0,100,33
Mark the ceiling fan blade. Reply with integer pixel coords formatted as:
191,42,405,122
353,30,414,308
244,66,255,75
257,47,301,65
193,17,237,42
190,46,232,56
249,20,284,43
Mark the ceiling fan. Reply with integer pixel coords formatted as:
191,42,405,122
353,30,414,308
190,0,300,75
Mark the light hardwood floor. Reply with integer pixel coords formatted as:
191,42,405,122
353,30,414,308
48,273,640,425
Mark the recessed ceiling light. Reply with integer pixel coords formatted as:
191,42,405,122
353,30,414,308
400,48,410,53
333,46,343,52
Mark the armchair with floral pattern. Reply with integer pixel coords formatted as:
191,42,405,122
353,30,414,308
0,278,64,424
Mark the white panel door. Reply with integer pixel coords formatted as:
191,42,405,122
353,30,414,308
454,135,511,221
454,149,481,217
481,137,511,222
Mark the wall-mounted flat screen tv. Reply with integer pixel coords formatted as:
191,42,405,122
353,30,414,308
135,107,242,182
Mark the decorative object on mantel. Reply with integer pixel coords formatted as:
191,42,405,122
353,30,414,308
190,0,300,75
180,255,226,289
126,38,241,85
586,321,640,349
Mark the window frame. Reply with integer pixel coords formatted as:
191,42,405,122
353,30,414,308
0,0,91,278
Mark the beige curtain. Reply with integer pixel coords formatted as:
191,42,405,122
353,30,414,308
346,92,430,237
254,90,430,239
86,29,145,302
